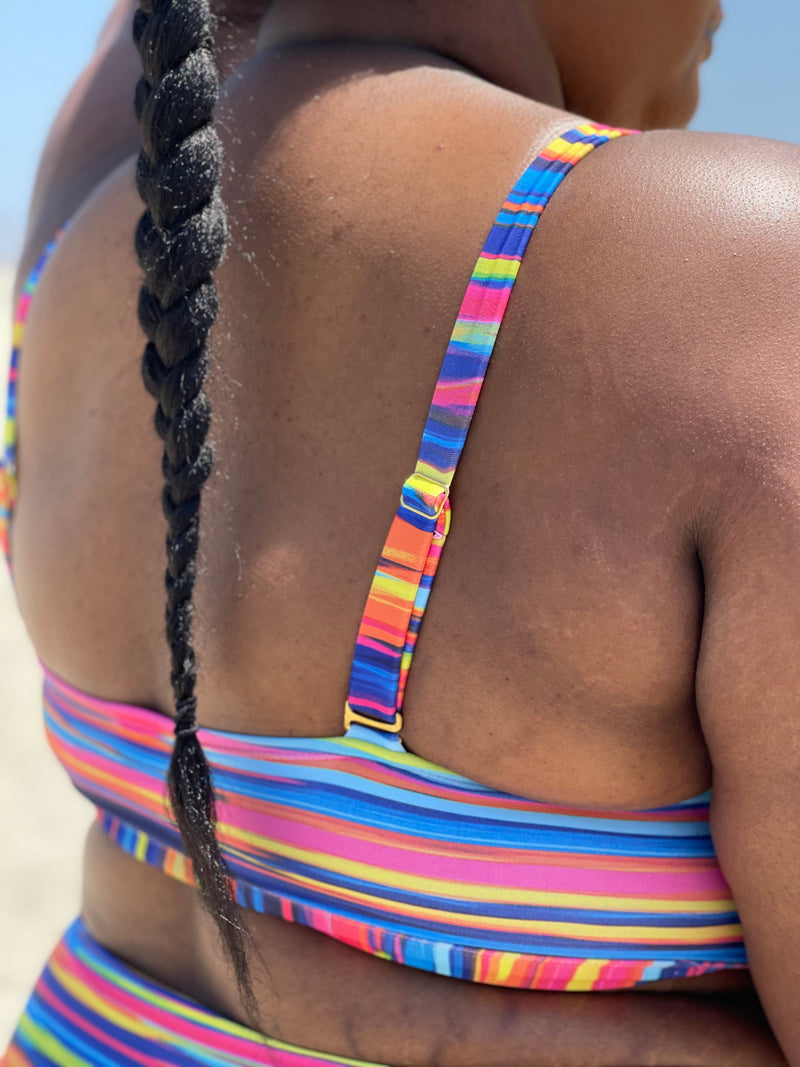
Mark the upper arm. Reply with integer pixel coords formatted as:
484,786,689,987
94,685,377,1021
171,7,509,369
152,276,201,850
689,135,800,1062
17,0,265,296
18,0,141,294
697,477,800,1059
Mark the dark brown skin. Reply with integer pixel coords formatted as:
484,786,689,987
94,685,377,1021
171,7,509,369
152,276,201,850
11,0,800,1063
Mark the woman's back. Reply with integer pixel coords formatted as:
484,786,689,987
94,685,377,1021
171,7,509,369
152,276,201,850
14,50,721,801
8,4,800,1064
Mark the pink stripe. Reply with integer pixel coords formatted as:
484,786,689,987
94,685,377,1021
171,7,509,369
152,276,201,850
48,678,715,825
430,378,483,400
47,733,170,815
47,701,169,749
357,616,408,641
479,251,524,263
50,680,714,822
65,948,267,1060
37,976,165,1067
44,668,163,720
214,804,732,899
354,635,399,658
341,695,395,716
458,281,513,320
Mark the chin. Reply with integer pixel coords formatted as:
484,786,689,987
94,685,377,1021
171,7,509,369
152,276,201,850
643,71,702,131
568,67,701,133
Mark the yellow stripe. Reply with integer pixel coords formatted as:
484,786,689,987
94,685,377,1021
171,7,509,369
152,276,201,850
493,953,516,984
413,460,453,490
383,546,422,566
68,941,373,1064
565,959,605,991
51,747,169,817
216,817,736,915
545,136,596,163
134,829,149,862
472,257,521,281
230,828,736,915
267,864,742,946
16,1013,87,1067
51,956,164,1041
62,951,243,1038
215,826,740,939
451,322,501,344
372,571,420,603
61,729,736,920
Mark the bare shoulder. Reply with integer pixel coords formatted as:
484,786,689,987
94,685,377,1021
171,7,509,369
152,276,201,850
583,125,800,337
519,124,800,512
578,125,800,232
546,124,800,308
544,124,800,307
625,129,800,492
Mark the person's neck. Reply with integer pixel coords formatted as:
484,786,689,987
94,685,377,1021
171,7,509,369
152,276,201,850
256,0,564,106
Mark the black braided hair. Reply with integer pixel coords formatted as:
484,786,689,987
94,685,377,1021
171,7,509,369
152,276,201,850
132,0,256,1017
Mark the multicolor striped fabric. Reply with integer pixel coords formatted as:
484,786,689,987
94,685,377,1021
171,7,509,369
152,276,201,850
2,918,387,1066
5,124,749,1010
0,230,65,569
43,664,747,991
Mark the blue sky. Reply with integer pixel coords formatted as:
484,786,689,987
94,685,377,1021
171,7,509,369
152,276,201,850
1,1,798,260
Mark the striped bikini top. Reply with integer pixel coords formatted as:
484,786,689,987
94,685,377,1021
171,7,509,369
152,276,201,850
3,124,748,992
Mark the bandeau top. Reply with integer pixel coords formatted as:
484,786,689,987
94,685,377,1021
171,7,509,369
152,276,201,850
3,124,748,992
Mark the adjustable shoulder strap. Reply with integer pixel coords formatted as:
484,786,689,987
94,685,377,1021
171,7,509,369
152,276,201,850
345,124,636,734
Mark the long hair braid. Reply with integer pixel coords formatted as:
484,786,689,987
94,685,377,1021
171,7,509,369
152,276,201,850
132,0,255,1014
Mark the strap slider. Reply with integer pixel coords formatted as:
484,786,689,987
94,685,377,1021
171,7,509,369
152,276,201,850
344,702,404,734
401,472,449,520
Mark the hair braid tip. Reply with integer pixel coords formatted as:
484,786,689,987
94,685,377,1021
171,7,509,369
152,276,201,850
133,0,258,1022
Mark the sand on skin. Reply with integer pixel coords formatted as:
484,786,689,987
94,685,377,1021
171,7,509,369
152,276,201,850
0,262,94,1046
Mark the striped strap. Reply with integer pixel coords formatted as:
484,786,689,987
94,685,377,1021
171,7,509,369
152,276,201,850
346,124,636,733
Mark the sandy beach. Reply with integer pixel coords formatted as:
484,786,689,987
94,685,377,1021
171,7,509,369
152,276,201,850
0,263,94,1046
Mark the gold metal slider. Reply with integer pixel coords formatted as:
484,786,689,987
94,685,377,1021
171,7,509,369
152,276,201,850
400,471,450,520
344,702,404,734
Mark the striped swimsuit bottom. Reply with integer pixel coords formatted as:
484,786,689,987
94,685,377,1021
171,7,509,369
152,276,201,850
2,124,747,1067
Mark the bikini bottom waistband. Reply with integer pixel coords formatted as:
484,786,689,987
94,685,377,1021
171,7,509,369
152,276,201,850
2,916,387,1066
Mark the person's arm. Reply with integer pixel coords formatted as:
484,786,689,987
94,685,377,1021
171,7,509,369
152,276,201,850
697,494,800,1061
691,155,800,1061
18,0,266,295
19,0,141,290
